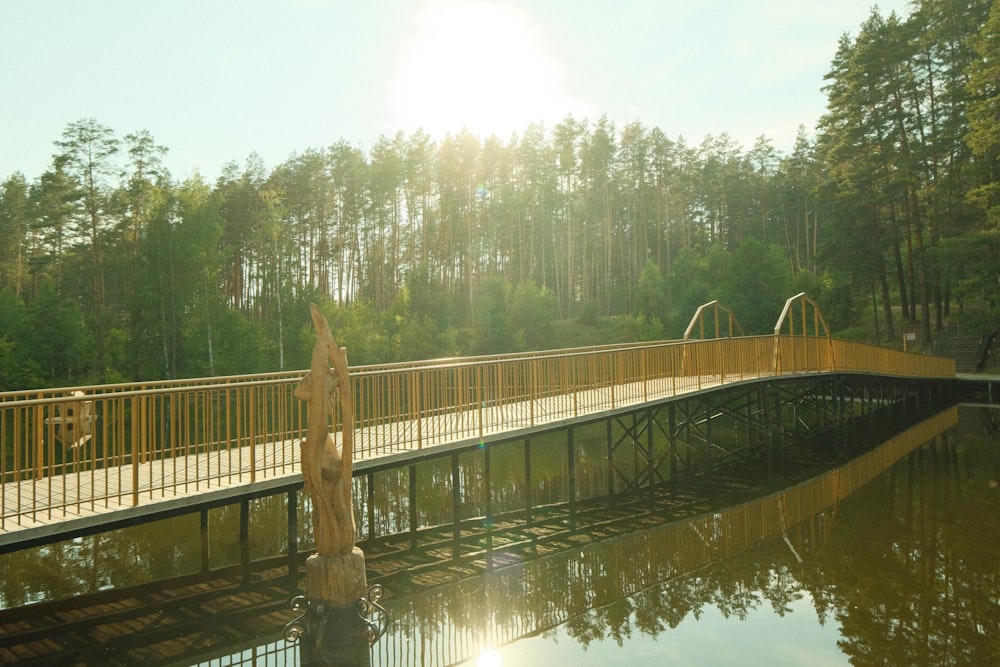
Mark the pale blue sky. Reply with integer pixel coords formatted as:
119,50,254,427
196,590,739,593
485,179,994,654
0,0,912,183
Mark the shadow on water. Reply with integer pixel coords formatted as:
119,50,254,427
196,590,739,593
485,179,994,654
1,403,998,665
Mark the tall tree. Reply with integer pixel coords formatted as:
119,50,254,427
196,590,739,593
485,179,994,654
818,26,899,342
517,123,558,290
120,130,169,287
580,115,617,315
54,118,120,380
777,127,821,274
552,116,585,317
0,173,30,296
965,0,1000,226
175,176,225,376
118,130,170,376
27,164,79,297
746,135,779,244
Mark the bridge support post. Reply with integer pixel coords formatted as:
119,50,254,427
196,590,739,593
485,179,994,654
240,497,250,567
606,420,615,495
485,444,494,571
408,464,418,548
452,453,461,557
773,386,784,471
668,403,677,486
646,407,655,503
705,401,714,486
200,508,210,573
567,427,577,528
524,438,534,526
288,489,298,590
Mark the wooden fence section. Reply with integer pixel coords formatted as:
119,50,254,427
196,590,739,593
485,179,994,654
0,336,955,534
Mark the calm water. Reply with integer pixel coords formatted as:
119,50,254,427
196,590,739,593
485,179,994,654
1,405,998,666
457,406,1000,667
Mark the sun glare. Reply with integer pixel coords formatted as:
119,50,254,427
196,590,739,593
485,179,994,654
476,649,502,667
390,0,584,139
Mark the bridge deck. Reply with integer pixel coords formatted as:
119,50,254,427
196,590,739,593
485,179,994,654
2,373,754,545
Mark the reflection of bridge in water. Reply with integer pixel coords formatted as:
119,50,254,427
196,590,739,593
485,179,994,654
369,406,960,666
0,405,960,665
1,295,958,553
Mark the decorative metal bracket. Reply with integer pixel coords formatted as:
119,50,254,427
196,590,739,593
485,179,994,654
357,584,387,646
284,595,309,642
283,586,388,648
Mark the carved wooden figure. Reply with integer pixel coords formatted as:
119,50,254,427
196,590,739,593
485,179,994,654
295,304,367,612
295,303,356,556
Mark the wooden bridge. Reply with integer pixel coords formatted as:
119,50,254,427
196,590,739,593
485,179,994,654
0,295,956,551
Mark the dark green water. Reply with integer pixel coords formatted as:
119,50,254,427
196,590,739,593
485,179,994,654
1,405,998,666
374,406,1000,667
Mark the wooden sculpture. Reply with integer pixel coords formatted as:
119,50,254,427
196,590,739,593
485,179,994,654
295,303,366,607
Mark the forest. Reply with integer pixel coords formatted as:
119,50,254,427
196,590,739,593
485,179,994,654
1,0,999,389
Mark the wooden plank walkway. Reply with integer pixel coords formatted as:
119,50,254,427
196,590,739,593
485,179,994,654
1,372,767,545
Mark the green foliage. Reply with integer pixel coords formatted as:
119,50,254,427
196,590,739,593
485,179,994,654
23,280,86,384
0,287,42,389
380,287,454,362
667,247,712,325
834,326,874,343
306,300,389,367
964,0,1000,223
632,314,667,342
0,287,28,341
509,282,556,351
470,274,513,355
0,338,42,391
952,309,1000,337
791,270,860,331
636,260,668,320
713,240,792,334
933,231,1000,305
574,300,600,327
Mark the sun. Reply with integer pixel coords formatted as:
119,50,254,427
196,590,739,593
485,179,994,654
390,0,584,139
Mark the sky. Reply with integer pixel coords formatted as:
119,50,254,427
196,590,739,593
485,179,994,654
0,0,914,183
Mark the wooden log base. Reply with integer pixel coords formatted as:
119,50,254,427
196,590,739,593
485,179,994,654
305,547,368,606
303,548,371,667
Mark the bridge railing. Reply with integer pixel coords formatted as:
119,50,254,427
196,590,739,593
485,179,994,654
0,337,955,529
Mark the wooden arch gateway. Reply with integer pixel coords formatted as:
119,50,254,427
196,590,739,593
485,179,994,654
683,300,746,340
682,293,835,373
683,293,831,341
772,292,834,373
774,292,831,338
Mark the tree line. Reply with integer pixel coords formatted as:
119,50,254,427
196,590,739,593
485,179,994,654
1,0,998,389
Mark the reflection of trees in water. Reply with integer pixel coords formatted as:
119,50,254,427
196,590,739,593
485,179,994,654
568,428,998,664
374,412,1000,666
354,427,613,535
0,493,299,608
805,431,1000,666
0,512,205,608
